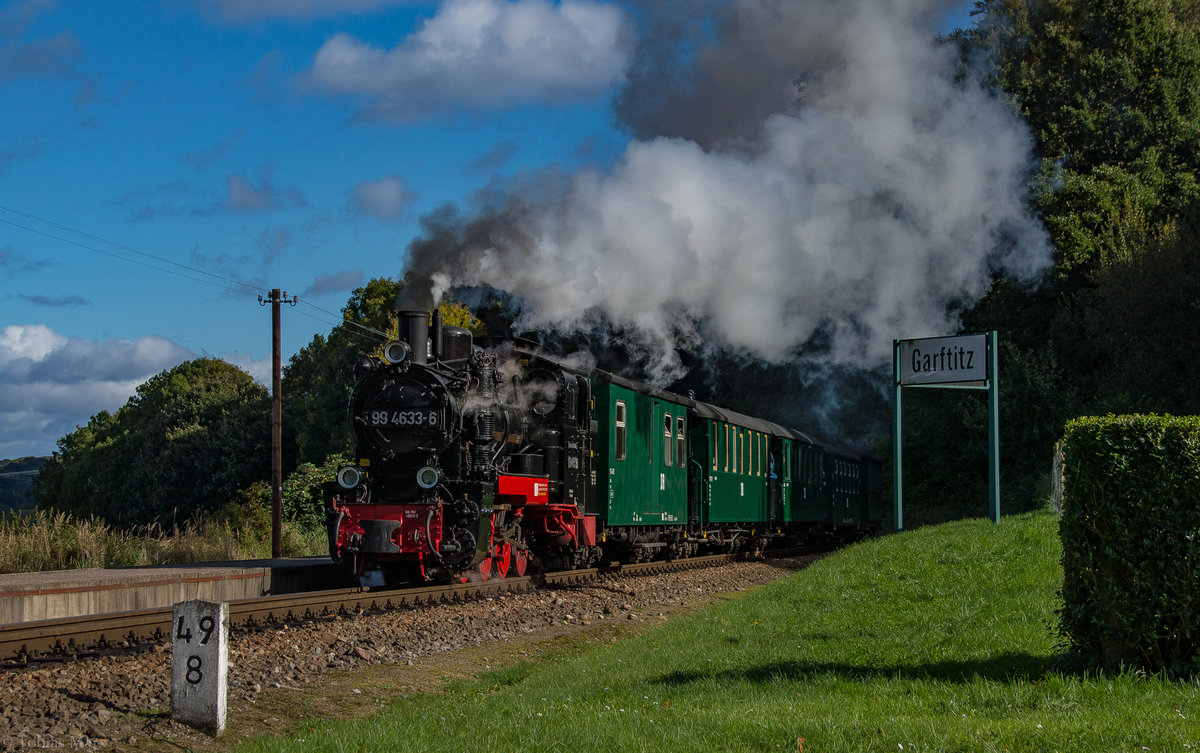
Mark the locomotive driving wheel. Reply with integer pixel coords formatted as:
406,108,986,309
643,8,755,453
461,555,492,582
492,542,513,579
513,548,529,576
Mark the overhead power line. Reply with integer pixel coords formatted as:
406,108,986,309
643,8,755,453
0,204,394,345
0,205,263,297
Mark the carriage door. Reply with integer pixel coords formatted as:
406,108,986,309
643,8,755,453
768,437,784,524
651,400,687,524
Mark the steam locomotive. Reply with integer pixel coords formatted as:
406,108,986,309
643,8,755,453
325,307,882,585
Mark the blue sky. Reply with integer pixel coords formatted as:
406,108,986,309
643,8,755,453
1,0,980,458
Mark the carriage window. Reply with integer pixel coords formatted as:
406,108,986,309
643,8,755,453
724,424,730,472
615,401,627,461
663,413,673,467
712,424,719,471
747,431,753,477
676,416,686,468
738,429,744,475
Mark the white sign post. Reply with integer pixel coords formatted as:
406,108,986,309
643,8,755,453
893,332,1000,531
898,334,988,386
171,599,228,736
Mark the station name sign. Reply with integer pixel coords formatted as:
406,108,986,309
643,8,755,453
898,334,988,386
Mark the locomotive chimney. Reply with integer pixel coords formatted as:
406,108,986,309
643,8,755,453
396,309,430,365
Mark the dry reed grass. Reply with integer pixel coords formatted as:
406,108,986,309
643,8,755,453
0,509,326,574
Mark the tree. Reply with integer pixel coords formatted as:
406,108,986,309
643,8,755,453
971,0,1200,272
35,359,269,526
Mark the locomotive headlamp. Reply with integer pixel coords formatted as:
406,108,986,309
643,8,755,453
415,465,440,489
336,466,364,489
382,340,411,365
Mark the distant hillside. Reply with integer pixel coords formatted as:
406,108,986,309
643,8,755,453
0,457,45,513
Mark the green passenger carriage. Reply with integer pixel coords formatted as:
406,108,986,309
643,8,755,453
589,367,880,558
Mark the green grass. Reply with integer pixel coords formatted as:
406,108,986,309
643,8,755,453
235,511,1200,752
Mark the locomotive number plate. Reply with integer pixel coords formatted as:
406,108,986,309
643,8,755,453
365,410,439,427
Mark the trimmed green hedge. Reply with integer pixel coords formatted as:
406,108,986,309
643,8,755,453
1059,415,1200,675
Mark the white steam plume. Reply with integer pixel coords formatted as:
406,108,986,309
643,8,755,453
404,0,1050,382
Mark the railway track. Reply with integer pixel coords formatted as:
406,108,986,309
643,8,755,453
0,553,738,665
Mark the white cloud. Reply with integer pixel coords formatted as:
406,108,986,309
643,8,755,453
309,0,631,121
0,324,65,363
0,325,195,457
217,351,272,385
351,175,416,220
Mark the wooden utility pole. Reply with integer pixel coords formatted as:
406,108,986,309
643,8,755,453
259,289,297,558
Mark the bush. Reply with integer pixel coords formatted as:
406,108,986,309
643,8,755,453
1059,414,1200,674
35,358,270,527
234,455,348,532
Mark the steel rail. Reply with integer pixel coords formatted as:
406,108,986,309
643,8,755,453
0,553,740,664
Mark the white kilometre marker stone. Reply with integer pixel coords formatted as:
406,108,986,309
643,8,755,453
170,599,228,736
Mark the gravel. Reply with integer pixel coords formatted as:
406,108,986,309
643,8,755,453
0,557,817,751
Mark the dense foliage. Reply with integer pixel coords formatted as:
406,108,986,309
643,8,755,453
1059,415,1200,674
971,0,1200,271
34,358,270,527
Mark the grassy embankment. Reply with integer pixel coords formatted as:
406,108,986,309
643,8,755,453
236,510,1200,752
0,510,326,573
